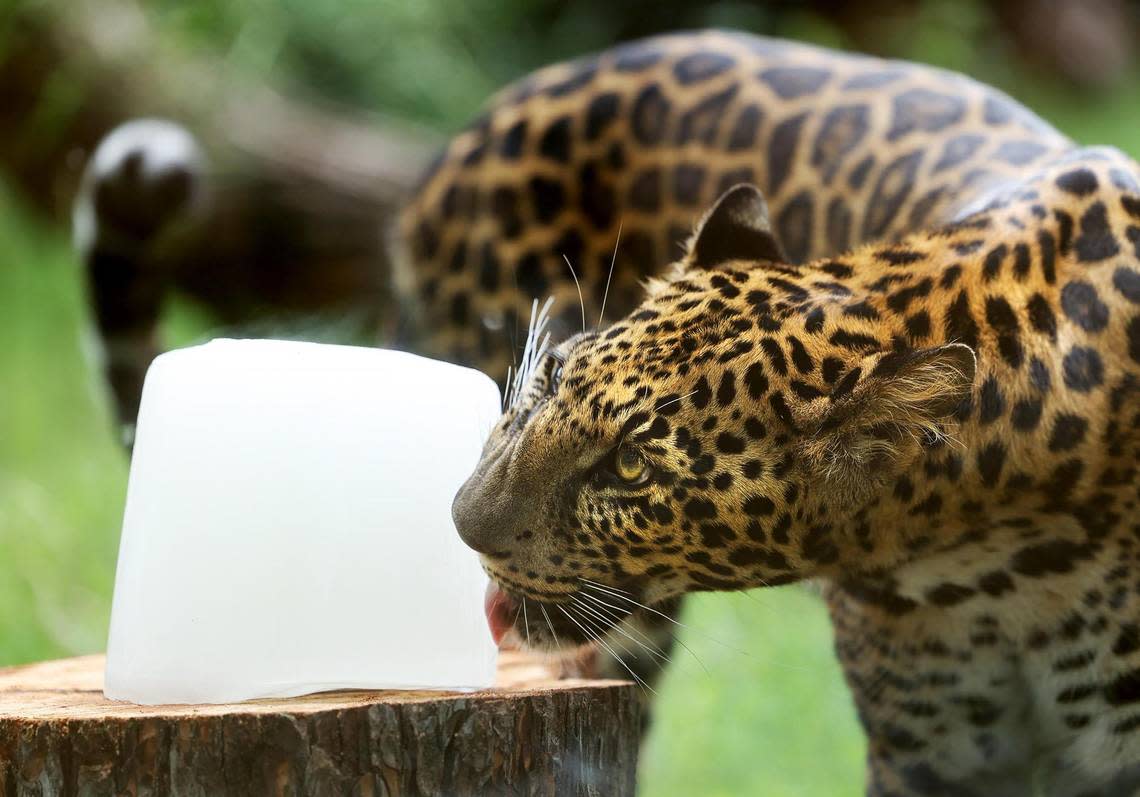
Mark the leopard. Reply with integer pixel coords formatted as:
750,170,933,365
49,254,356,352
423,32,1140,797
79,29,1140,795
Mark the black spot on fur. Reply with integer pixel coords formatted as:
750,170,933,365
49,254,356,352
888,88,966,141
826,199,852,252
994,140,1047,166
1011,399,1043,432
672,163,706,206
777,192,814,264
529,176,566,223
538,116,572,163
683,497,718,520
500,120,527,159
759,66,830,99
676,83,739,146
926,583,975,607
674,51,735,85
768,113,808,195
629,168,661,213
1114,267,1140,304
812,104,869,183
1048,414,1088,452
1074,202,1120,262
727,104,763,151
585,92,620,140
578,161,615,231
978,377,1005,425
933,134,983,172
863,151,922,240
632,84,669,146
982,244,1007,281
614,42,663,72
1061,281,1110,332
978,571,1014,596
1062,347,1104,391
1026,294,1057,341
944,291,979,350
1056,168,1099,196
744,362,768,399
1129,317,1140,364
985,297,1023,368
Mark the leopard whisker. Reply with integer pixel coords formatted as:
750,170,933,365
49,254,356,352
662,628,712,676
578,577,632,596
560,604,655,694
522,596,532,648
653,389,699,414
578,579,736,667
538,602,562,650
580,591,708,674
578,581,686,628
574,592,671,659
510,296,554,409
598,220,622,329
561,253,587,334
572,596,671,665
570,602,642,663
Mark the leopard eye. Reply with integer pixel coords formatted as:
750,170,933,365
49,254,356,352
550,363,563,394
613,447,650,486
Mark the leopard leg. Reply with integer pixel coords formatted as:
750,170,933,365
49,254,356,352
1043,760,1140,797
828,585,1038,797
74,119,208,445
866,750,1033,797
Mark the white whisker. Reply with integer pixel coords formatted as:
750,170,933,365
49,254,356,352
559,605,655,694
522,596,531,648
654,390,698,414
577,579,729,668
571,603,641,662
575,593,671,660
579,577,631,595
509,296,555,410
574,597,670,664
598,221,622,328
561,253,587,334
538,602,562,650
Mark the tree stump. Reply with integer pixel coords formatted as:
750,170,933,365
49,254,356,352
0,653,640,796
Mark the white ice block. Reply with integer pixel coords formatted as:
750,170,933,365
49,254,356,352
104,339,500,704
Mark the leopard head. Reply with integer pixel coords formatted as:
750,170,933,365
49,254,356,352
453,185,975,650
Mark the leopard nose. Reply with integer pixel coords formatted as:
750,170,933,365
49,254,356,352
451,474,508,554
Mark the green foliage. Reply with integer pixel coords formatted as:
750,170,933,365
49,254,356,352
641,588,864,796
0,189,125,664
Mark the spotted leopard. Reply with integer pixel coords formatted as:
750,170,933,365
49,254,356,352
81,29,1140,795
423,33,1140,796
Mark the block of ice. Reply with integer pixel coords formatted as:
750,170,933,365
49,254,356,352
104,339,501,704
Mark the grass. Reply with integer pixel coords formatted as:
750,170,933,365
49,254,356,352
0,190,125,664
1,59,1138,797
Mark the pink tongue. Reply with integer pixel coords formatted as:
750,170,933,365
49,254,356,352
484,582,516,646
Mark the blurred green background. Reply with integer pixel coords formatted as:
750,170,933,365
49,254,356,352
2,1,1138,794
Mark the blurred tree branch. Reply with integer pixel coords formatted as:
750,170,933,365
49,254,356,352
0,0,438,223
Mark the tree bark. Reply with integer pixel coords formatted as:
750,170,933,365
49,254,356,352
0,654,640,797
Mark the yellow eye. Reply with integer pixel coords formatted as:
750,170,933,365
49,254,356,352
614,448,649,485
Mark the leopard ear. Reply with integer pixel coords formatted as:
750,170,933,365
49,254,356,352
795,344,977,504
687,184,787,269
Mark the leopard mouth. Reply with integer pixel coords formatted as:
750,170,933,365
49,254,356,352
482,580,631,651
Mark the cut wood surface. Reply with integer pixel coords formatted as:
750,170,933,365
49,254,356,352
0,653,639,796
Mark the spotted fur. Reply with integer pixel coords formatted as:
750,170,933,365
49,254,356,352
435,32,1140,795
